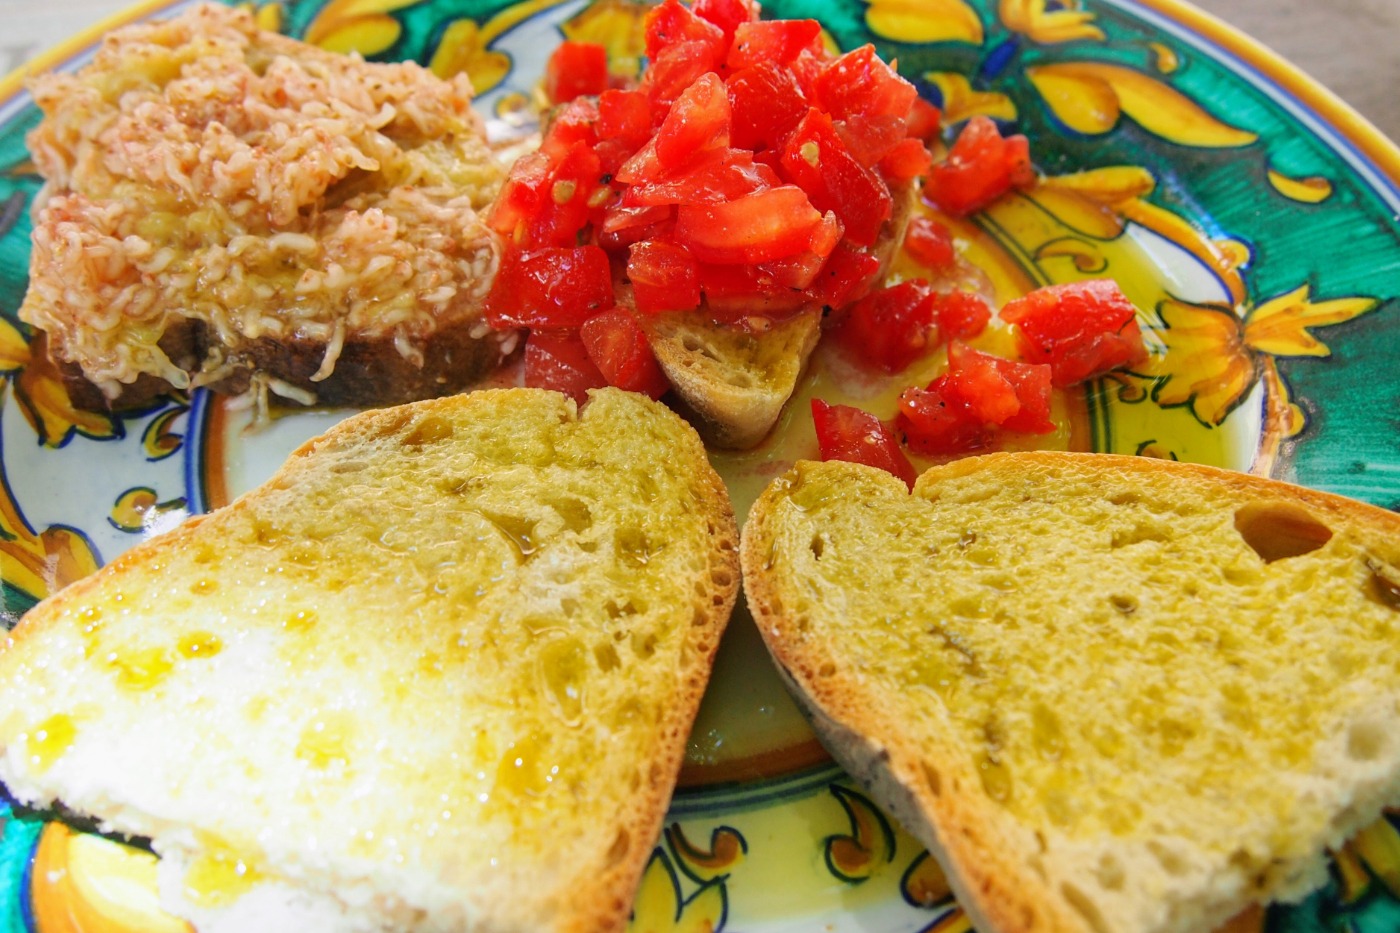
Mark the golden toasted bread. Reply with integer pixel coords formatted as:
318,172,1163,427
0,387,739,932
741,452,1400,933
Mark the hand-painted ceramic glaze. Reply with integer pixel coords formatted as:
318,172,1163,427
0,1,1397,930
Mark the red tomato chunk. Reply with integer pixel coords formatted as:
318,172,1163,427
897,342,1053,455
1001,279,1149,386
923,115,1035,217
487,0,942,401
544,41,609,105
812,399,918,489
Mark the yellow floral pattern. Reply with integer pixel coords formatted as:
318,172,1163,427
627,824,744,933
923,72,1017,123
1026,62,1258,147
824,784,896,882
864,0,984,45
304,0,418,55
1000,0,1103,44
1142,285,1377,430
0,319,122,449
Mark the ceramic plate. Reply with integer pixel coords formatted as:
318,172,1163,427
0,0,1398,930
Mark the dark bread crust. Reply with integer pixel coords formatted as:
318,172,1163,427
49,321,518,412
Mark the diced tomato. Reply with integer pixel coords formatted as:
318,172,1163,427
692,0,759,43
696,262,813,319
896,342,1054,454
923,115,1035,216
831,279,938,374
673,185,822,264
812,399,918,490
524,332,608,404
520,140,602,249
727,19,823,71
1000,279,1148,386
813,45,918,131
878,136,933,182
654,72,732,172
540,97,601,159
943,341,1052,433
544,41,609,105
906,97,942,142
623,149,780,206
645,0,726,61
780,108,891,247
598,88,652,150
897,379,990,456
581,308,671,397
930,290,991,341
489,150,552,243
485,247,615,329
644,40,725,109
726,61,810,152
597,203,674,251
812,44,918,165
903,215,957,271
810,243,879,309
628,239,701,314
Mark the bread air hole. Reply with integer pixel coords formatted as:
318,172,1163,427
1232,500,1333,563
1059,881,1111,933
1347,719,1386,761
1367,560,1400,612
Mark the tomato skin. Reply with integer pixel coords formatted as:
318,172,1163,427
521,140,602,249
523,332,609,405
644,40,724,109
1001,279,1147,386
485,247,615,329
655,72,732,172
623,149,779,207
726,61,810,152
813,45,918,132
489,150,552,244
812,399,918,490
903,215,957,271
673,185,822,264
628,239,701,314
924,115,1035,216
832,279,938,374
581,308,671,397
727,19,823,70
780,108,891,248
545,41,609,105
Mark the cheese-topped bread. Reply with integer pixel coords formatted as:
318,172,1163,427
0,387,739,933
741,452,1400,933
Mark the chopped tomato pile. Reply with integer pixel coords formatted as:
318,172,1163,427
814,276,1149,486
485,0,938,402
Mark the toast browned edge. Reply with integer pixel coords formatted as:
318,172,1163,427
739,452,1400,933
627,178,919,450
45,320,519,413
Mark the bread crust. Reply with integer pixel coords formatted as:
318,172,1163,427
741,452,1400,933
0,387,739,933
49,321,518,413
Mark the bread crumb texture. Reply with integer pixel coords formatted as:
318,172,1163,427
0,388,738,933
745,453,1400,933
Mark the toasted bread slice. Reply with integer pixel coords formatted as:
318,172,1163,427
741,452,1400,933
21,4,511,413
631,179,917,450
0,387,739,933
